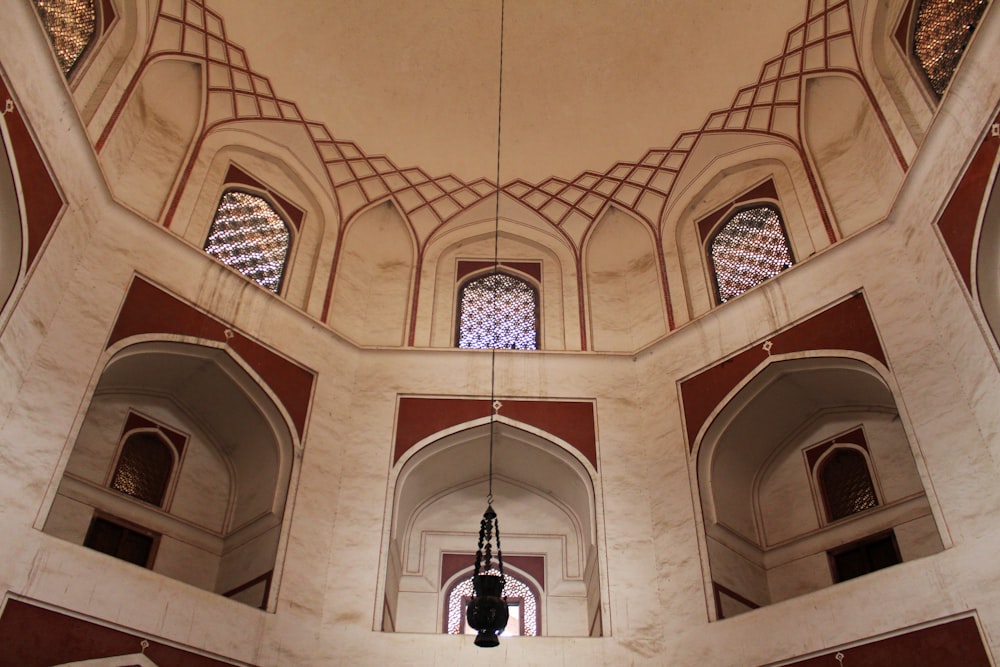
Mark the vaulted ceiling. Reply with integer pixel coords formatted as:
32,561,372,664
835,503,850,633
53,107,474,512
204,0,806,183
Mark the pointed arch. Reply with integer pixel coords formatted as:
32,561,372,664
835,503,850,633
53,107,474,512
205,188,292,294
327,198,416,345
99,57,204,221
802,73,904,236
584,205,666,351
456,269,539,350
706,203,794,303
380,420,603,636
0,123,24,315
43,339,299,611
815,445,880,522
692,354,944,619
109,429,177,507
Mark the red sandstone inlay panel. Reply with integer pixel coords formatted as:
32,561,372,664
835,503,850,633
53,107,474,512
223,164,303,229
697,179,781,243
762,616,991,667
936,111,1000,291
0,76,65,269
395,396,597,467
0,599,250,667
108,276,315,439
680,293,886,449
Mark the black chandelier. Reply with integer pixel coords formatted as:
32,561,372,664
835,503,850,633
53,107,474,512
465,0,510,649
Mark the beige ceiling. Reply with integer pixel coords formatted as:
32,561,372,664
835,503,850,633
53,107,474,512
206,0,807,184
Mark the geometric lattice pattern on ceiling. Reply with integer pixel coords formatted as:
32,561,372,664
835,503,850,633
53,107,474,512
206,190,291,293
110,432,174,506
32,0,96,74
143,0,868,251
709,205,793,303
447,570,538,637
820,448,879,521
457,272,539,350
913,0,989,96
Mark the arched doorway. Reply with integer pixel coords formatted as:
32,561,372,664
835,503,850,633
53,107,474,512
44,341,296,610
382,420,602,637
694,356,944,619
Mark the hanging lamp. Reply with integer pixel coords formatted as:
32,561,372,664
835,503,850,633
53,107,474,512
465,0,509,649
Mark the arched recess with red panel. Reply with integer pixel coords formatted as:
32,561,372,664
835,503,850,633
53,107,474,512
680,293,944,620
43,275,315,611
0,76,65,320
379,397,605,638
662,137,831,325
934,110,1000,352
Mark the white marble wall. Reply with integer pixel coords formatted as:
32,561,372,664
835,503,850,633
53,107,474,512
0,1,999,665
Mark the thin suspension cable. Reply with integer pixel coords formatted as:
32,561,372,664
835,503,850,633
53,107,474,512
487,0,506,502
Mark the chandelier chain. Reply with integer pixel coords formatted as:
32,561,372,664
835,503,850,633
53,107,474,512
487,0,505,500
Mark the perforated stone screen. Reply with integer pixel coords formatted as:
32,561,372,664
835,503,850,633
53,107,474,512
914,0,989,96
32,0,96,75
821,448,879,521
457,272,538,350
710,206,793,303
206,191,291,293
110,433,173,506
447,571,538,637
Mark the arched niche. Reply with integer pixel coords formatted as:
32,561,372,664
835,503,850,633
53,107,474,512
44,340,296,610
382,420,602,637
99,57,203,221
803,74,904,237
416,195,578,350
975,165,1000,347
664,143,828,321
694,355,943,619
70,0,152,131
584,205,665,351
172,131,340,314
0,127,24,315
860,0,934,153
327,199,415,346
167,125,340,317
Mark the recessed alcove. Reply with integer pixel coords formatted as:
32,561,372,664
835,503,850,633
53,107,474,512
0,132,22,313
43,341,295,610
382,420,603,637
975,171,1000,347
695,356,944,619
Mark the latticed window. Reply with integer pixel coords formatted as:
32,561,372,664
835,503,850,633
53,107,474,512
457,272,539,350
206,190,291,293
709,205,793,303
32,0,97,75
110,432,174,506
820,448,879,521
446,570,538,637
913,0,989,96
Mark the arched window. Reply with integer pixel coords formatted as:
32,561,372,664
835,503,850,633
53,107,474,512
708,205,793,303
205,190,291,293
110,431,175,507
32,0,97,75
819,448,879,522
913,0,989,96
445,570,539,637
456,271,539,350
